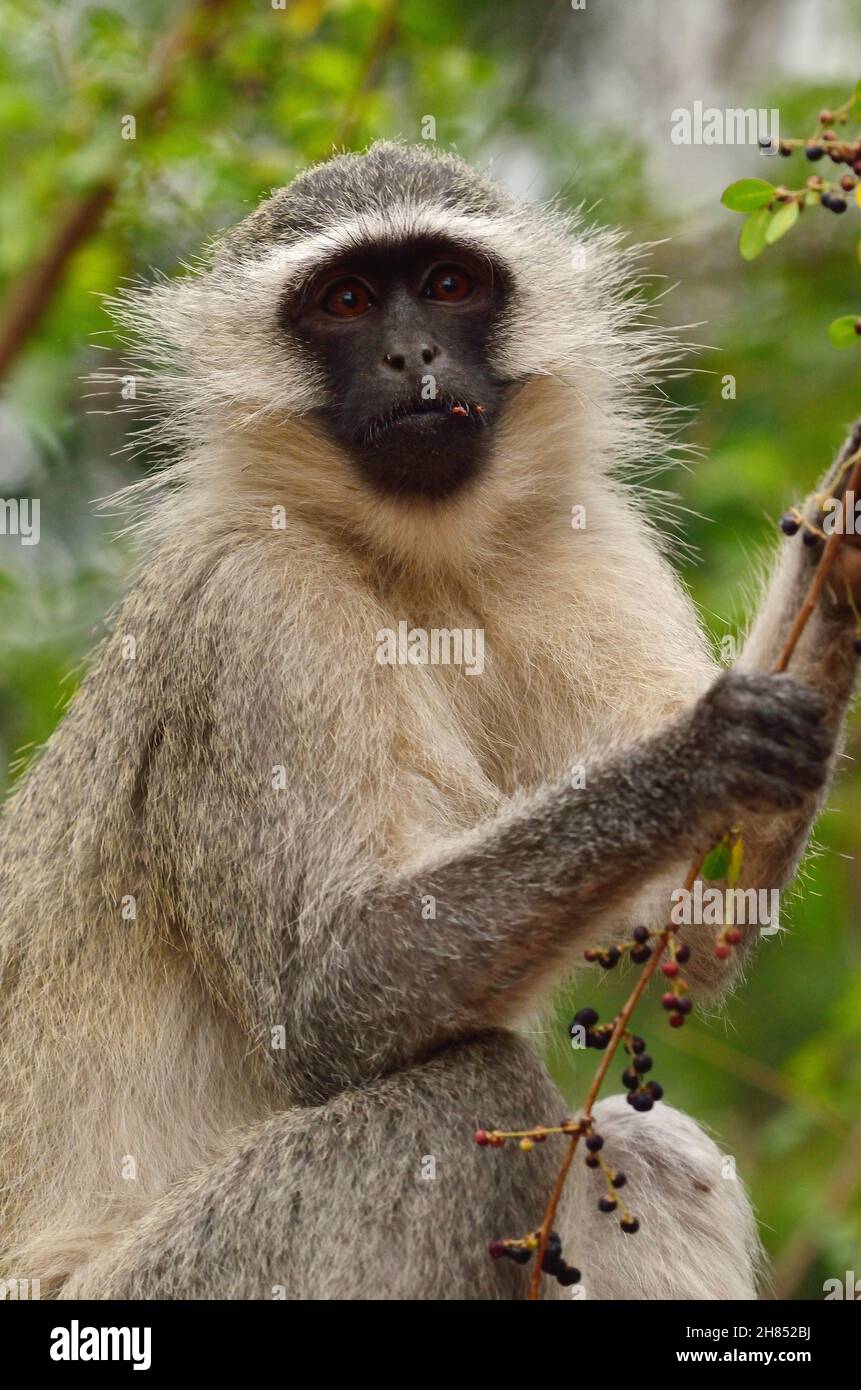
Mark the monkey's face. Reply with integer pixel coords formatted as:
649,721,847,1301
283,237,510,501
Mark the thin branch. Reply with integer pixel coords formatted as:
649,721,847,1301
332,0,403,152
0,0,237,383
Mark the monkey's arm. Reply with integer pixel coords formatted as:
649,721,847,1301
168,659,826,1105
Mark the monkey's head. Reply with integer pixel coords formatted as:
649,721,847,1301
118,143,678,553
280,233,505,501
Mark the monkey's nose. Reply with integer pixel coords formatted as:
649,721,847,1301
383,345,438,371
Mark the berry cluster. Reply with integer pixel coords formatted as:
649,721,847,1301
582,924,699,1032
713,925,744,959
569,1004,612,1048
659,941,694,1028
769,102,861,207
779,459,861,656
583,1130,640,1233
583,922,653,972
620,1034,664,1112
488,1231,581,1287
475,1119,578,1152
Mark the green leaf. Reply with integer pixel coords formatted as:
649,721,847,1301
853,79,861,120
765,199,799,243
828,315,861,347
721,178,776,212
739,208,772,260
701,837,731,881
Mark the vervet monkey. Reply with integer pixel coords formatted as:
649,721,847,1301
1,142,859,1301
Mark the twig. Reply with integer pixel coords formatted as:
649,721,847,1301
332,0,402,152
0,0,236,382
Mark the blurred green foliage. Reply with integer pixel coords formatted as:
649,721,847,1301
0,0,859,1298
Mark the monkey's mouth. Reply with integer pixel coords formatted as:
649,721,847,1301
359,396,487,450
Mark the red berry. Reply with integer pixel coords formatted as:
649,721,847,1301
661,960,679,978
661,992,678,1011
475,1129,490,1146
488,1240,507,1259
714,944,732,960
725,928,743,946
669,1012,685,1028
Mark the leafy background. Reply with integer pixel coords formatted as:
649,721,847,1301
1,0,859,1298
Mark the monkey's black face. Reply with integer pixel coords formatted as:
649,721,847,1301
284,237,509,501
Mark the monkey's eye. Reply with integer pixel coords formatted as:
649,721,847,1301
423,265,474,303
323,279,374,318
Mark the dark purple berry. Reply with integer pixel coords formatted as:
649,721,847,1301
805,144,824,160
598,1195,618,1213
630,1035,647,1055
573,1007,599,1029
674,944,691,964
780,512,800,536
510,1246,531,1265
585,1133,604,1153
611,1172,627,1189
633,926,649,943
622,1068,639,1090
646,1081,664,1101
633,1053,653,1074
675,996,693,1016
620,1218,640,1235
854,637,861,656
558,1265,581,1286
630,1092,654,1112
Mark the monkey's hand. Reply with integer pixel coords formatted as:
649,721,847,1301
678,670,833,824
